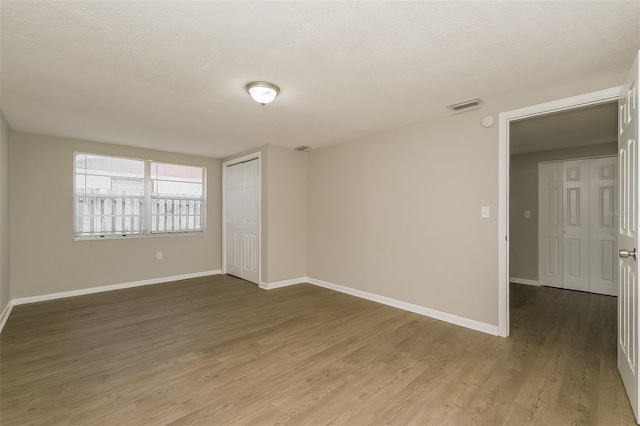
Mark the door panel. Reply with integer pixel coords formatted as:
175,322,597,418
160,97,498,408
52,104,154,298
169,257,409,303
539,162,563,287
618,50,640,422
225,163,242,277
241,159,260,284
563,159,590,292
590,156,618,295
567,238,581,277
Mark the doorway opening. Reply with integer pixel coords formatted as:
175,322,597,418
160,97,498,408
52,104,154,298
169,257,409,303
510,102,618,296
503,98,631,419
497,87,621,337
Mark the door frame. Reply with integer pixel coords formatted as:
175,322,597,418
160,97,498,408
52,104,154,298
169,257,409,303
497,86,622,337
222,152,262,284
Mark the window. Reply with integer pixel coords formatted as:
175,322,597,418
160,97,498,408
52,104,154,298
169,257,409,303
74,153,206,239
151,162,204,233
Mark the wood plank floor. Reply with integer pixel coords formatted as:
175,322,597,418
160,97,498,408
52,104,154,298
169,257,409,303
0,276,635,425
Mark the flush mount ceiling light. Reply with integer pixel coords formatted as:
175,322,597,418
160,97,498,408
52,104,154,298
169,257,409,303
245,81,280,105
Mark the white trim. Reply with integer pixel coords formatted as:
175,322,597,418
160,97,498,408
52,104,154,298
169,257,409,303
11,270,222,305
259,277,307,290
498,86,622,337
539,154,618,165
509,277,540,286
307,277,499,336
222,152,262,285
0,301,13,334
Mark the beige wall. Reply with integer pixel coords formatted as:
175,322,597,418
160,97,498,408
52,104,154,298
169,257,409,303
266,145,307,282
307,71,625,327
0,114,10,312
10,132,222,299
223,145,307,283
307,111,499,324
509,142,618,281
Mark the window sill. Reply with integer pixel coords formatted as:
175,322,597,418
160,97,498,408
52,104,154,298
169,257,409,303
73,230,206,241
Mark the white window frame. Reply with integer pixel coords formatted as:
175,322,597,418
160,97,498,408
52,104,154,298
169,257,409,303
73,152,207,240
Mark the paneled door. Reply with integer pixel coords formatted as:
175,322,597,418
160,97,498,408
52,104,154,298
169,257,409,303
224,158,260,285
590,156,618,296
225,162,243,278
240,159,260,284
538,157,618,296
562,159,590,292
538,162,563,288
618,50,640,422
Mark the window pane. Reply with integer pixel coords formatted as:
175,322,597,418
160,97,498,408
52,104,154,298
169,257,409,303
151,162,205,233
156,181,203,197
74,153,145,237
152,162,202,181
152,162,203,198
76,154,145,197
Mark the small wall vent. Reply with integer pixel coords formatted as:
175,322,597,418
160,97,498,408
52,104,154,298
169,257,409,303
294,145,312,151
448,98,483,112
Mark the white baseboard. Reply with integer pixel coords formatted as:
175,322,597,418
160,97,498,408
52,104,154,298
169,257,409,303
509,277,540,286
11,270,222,306
0,301,13,334
259,277,307,290
306,277,499,336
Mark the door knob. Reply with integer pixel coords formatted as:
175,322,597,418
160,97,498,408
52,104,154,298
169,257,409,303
619,248,638,260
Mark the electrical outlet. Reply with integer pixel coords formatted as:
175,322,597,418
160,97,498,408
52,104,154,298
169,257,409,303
524,210,531,219
156,252,163,261
481,206,490,219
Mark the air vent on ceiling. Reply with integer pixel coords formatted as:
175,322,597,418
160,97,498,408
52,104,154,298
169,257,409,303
294,145,312,151
447,97,483,112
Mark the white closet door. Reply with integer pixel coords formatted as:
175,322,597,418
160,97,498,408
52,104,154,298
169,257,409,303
224,158,260,285
589,156,618,296
562,159,590,292
225,163,243,277
539,162,563,288
240,159,260,284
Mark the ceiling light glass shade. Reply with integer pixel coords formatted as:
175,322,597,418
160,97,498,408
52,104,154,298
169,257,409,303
245,81,280,105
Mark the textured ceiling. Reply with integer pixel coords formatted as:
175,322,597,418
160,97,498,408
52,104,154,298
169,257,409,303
510,101,618,155
1,1,639,158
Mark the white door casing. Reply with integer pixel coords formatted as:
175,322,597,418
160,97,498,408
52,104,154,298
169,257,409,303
499,87,622,337
539,162,563,288
590,156,618,296
618,50,640,422
563,159,591,292
223,155,261,285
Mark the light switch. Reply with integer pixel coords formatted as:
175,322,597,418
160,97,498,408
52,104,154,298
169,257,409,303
524,210,531,219
481,206,490,219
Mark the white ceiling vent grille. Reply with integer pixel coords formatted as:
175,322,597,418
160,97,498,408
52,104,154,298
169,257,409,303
294,145,312,151
448,98,483,112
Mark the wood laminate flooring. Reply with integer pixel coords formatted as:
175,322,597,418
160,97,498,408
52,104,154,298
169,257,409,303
0,276,635,425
